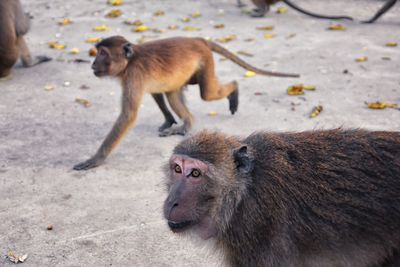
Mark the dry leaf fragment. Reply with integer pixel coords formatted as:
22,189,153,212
245,71,256,77
93,25,111,32
263,33,275,39
89,47,98,57
44,85,55,91
153,28,167,33
244,38,255,42
355,56,368,62
106,9,122,18
366,101,398,109
216,35,236,43
80,84,90,90
276,6,288,14
256,25,274,31
386,41,398,47
237,50,254,57
124,19,143,26
58,18,72,26
214,23,225,29
153,10,165,16
183,26,200,32
287,84,304,95
208,111,218,116
381,57,391,61
75,98,91,108
191,11,202,18
310,105,323,118
85,37,102,43
303,85,316,91
108,0,123,6
69,48,80,54
168,24,179,30
181,17,191,22
47,224,53,230
7,251,28,263
327,24,346,31
48,41,66,50
254,92,264,96
133,25,150,32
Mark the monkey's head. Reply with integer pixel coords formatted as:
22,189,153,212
92,36,135,77
163,131,254,240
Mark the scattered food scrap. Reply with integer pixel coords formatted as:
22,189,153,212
85,37,102,43
310,105,323,118
89,47,97,56
106,9,122,18
153,10,165,16
133,25,150,32
93,25,111,32
7,251,28,264
256,25,274,31
108,0,123,6
168,25,179,30
214,23,225,29
180,17,191,22
216,35,236,43
47,224,53,230
44,85,55,91
124,20,143,26
75,98,91,108
191,11,202,18
366,101,398,109
276,6,288,14
208,111,218,116
58,18,72,26
69,48,80,54
48,41,65,50
263,33,275,39
244,71,256,77
327,24,346,31
183,26,200,32
355,56,368,62
386,41,398,47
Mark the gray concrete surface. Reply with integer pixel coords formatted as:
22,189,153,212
0,0,399,266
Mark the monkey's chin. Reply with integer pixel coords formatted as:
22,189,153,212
93,71,106,77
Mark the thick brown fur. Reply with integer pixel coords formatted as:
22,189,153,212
73,36,299,170
164,129,400,267
0,0,51,78
238,0,353,20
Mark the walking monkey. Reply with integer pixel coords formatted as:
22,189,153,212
73,36,299,170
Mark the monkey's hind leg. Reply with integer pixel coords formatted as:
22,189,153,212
362,0,397,23
18,37,51,67
159,91,193,137
197,61,239,115
152,93,177,132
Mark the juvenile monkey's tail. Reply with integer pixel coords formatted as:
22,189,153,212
207,40,300,78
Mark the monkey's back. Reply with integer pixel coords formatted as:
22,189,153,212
240,129,400,266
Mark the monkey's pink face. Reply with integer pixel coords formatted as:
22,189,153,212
164,155,217,240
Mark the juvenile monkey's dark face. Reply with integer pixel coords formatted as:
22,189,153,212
163,154,217,239
92,42,133,77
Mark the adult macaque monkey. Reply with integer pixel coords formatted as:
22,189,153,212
237,0,354,20
0,0,51,78
164,129,400,267
73,36,299,170
362,0,397,23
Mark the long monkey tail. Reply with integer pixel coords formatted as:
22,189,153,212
207,40,300,78
283,0,354,21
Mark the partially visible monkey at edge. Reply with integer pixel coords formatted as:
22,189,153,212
164,129,400,267
237,0,354,20
0,0,51,79
73,36,299,170
238,0,397,23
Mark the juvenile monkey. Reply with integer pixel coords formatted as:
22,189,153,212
164,129,400,267
73,36,299,170
237,0,354,20
0,0,51,78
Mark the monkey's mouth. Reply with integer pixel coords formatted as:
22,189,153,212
93,70,105,77
167,220,192,232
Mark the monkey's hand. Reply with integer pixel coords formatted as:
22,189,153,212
73,157,104,171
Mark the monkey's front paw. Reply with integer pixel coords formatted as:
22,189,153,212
73,158,103,171
159,125,188,137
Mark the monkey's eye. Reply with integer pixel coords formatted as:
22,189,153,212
191,169,201,178
174,164,182,173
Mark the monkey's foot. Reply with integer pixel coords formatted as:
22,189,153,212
73,157,104,171
159,125,188,137
228,88,239,115
158,120,177,132
251,8,266,17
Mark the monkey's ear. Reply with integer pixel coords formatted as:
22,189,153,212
233,146,254,174
123,43,134,59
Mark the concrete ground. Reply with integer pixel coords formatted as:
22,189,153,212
0,0,399,266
